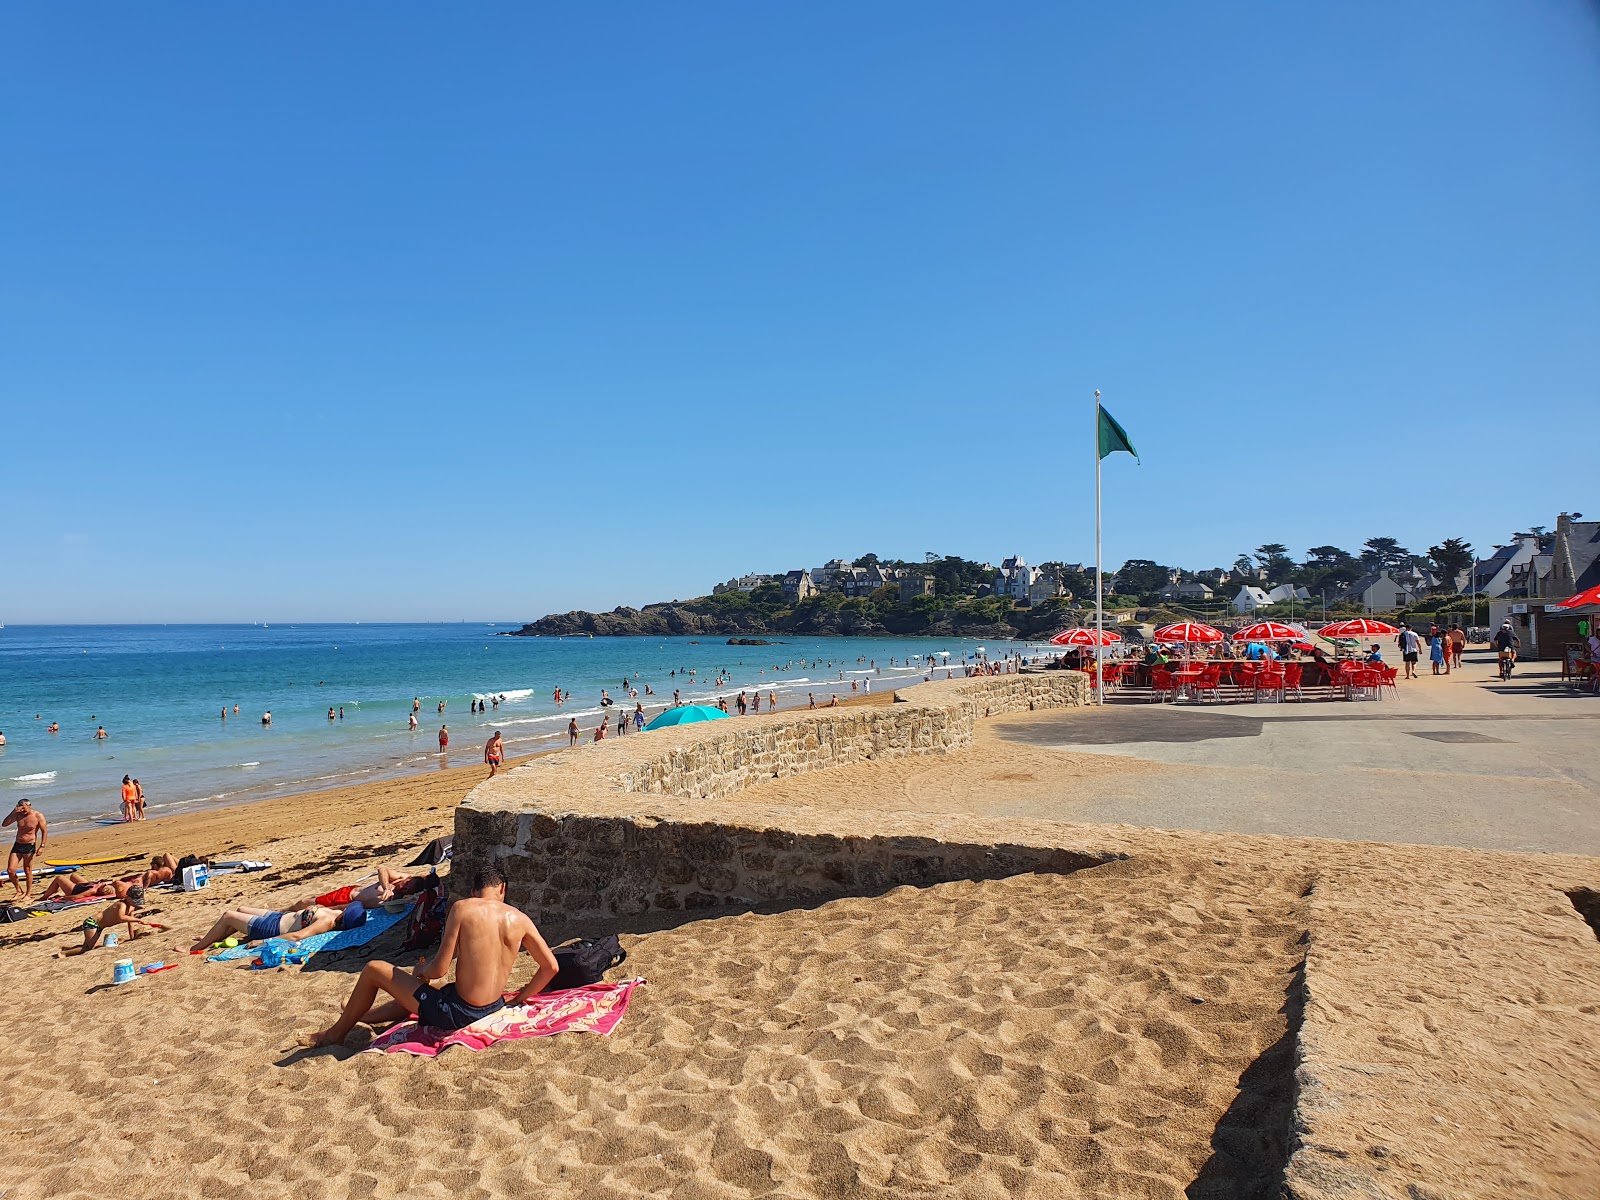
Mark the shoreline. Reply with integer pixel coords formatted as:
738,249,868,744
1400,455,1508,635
34,691,899,865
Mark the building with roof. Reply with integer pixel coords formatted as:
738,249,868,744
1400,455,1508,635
1541,512,1600,599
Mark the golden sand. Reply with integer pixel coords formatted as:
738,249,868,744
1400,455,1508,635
1,692,1596,1199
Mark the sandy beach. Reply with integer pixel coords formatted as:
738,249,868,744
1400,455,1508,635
2,678,1596,1199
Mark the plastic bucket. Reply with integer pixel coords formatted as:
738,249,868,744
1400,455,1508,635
103,929,119,948
112,959,135,985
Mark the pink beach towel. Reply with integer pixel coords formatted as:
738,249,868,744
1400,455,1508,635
364,978,645,1057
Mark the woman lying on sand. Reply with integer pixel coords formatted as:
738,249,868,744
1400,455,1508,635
187,902,366,954
36,872,127,902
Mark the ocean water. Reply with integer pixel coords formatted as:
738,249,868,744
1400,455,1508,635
0,624,1048,832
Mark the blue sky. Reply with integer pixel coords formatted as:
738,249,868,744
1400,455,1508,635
3,4,1596,622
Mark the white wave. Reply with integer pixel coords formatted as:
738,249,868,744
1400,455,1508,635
236,762,261,769
9,771,56,783
473,688,535,702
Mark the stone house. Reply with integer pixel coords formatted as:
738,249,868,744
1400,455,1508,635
782,570,816,604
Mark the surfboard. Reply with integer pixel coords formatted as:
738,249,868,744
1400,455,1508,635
41,853,142,868
1,864,78,882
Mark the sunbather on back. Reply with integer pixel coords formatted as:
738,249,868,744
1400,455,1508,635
297,865,558,1048
281,867,428,913
37,872,123,902
187,903,364,954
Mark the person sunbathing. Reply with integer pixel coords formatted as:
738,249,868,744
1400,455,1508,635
296,865,558,1048
56,887,161,956
188,902,366,954
37,872,125,902
119,852,179,888
279,867,430,913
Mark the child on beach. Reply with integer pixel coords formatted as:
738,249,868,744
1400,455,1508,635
56,887,160,957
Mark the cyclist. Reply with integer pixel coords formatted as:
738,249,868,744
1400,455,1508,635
1491,620,1520,679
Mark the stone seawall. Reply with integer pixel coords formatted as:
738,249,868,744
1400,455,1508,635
454,673,1092,921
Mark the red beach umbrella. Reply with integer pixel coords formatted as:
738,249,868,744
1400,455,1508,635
1153,622,1224,643
1317,618,1400,639
1232,621,1308,642
1557,584,1600,609
1050,627,1122,646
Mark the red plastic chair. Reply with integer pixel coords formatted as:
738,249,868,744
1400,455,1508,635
1149,667,1179,703
1379,665,1399,699
1255,668,1286,703
1232,663,1259,699
1350,667,1382,700
1282,663,1304,702
1195,664,1223,704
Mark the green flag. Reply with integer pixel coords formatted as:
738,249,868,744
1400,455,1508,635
1097,403,1138,462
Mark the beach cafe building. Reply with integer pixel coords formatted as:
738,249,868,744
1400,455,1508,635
1488,600,1593,663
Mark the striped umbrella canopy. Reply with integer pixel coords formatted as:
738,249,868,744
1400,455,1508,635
1153,622,1224,643
1050,627,1122,646
1316,618,1400,639
1232,621,1308,642
1557,584,1600,609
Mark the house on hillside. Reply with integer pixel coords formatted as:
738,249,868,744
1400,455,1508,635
1266,584,1311,604
809,559,854,591
782,570,816,604
994,555,1036,603
1161,580,1214,602
1231,586,1272,613
1029,573,1066,604
900,574,935,603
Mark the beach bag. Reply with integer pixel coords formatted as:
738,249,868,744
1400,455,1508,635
402,884,446,952
256,938,310,968
545,935,626,992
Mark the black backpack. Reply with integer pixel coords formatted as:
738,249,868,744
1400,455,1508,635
545,935,626,992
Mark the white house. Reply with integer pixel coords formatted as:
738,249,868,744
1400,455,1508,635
1232,586,1273,613
1471,534,1542,599
1265,584,1311,604
995,555,1036,603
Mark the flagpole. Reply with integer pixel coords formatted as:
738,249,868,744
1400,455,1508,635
1094,389,1104,706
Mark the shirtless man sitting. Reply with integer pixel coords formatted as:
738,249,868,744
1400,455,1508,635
188,902,365,954
297,865,558,1048
279,866,429,913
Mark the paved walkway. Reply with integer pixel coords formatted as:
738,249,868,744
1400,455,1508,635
991,651,1600,855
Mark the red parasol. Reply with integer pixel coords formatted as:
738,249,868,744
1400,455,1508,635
1557,584,1600,609
1153,622,1224,643
1317,618,1400,639
1232,621,1308,642
1050,627,1122,646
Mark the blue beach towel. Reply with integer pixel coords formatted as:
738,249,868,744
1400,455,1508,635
206,902,412,963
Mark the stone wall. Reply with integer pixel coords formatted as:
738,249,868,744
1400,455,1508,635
454,672,1093,921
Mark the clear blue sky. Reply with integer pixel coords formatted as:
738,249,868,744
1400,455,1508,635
3,4,1596,622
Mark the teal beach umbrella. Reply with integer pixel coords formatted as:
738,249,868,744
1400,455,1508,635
643,704,729,732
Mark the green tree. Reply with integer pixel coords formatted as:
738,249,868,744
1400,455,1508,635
1114,559,1170,596
1427,538,1474,583
1233,554,1255,576
1361,537,1409,571
1254,543,1295,581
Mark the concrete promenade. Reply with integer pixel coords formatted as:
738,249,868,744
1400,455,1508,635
992,650,1600,855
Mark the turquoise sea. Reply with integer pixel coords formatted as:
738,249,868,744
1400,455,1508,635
0,624,1049,832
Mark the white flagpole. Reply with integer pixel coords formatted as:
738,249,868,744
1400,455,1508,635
1095,389,1104,706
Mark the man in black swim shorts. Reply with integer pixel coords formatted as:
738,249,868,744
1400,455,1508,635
298,866,559,1048
5,799,48,901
